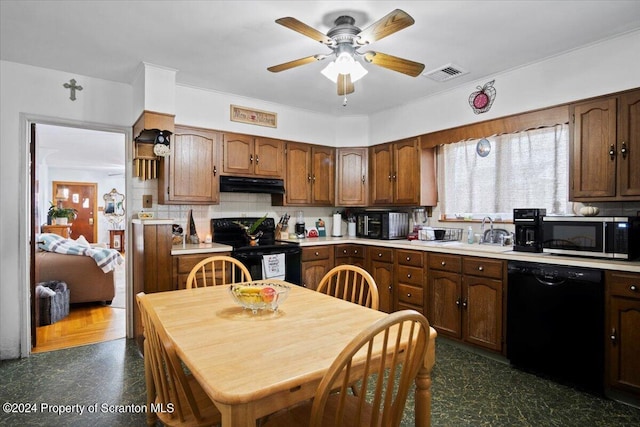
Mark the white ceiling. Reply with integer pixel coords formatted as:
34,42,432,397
2,0,640,117
3,1,640,171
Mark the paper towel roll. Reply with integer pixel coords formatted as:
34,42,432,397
332,213,342,237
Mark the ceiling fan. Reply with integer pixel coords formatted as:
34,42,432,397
267,9,425,97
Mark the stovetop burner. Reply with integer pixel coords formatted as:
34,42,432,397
211,217,298,250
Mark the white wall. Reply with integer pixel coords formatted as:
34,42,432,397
369,31,640,144
2,30,640,359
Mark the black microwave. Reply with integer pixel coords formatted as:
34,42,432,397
542,216,640,260
355,211,409,240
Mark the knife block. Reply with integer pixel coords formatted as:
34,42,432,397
275,224,289,240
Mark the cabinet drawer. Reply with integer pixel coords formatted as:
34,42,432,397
174,253,229,274
370,247,393,263
396,250,423,267
463,257,504,280
302,246,332,261
397,284,424,306
608,271,640,299
428,253,462,273
397,265,423,286
335,244,365,259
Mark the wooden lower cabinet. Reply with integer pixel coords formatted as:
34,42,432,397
428,253,504,352
368,247,394,313
172,252,231,289
334,244,365,268
301,245,334,290
606,271,640,399
395,249,425,315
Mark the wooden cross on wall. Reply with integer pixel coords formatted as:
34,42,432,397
63,78,83,101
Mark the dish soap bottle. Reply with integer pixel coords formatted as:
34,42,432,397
467,226,474,244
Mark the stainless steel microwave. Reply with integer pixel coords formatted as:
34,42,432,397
542,216,640,260
355,211,409,240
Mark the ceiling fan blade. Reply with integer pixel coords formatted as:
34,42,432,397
275,17,333,45
337,74,354,96
356,9,415,45
363,51,425,77
268,55,326,73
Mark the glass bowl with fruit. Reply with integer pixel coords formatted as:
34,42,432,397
229,282,291,313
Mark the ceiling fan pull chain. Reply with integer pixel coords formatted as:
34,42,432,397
343,95,348,107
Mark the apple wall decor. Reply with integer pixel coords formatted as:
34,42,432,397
469,80,496,114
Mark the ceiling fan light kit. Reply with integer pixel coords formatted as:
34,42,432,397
268,9,425,104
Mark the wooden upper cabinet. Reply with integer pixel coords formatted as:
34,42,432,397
222,132,283,178
158,125,220,205
570,88,640,201
275,142,334,206
618,90,640,198
370,137,437,206
336,147,368,206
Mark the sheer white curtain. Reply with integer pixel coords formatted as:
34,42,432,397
441,124,570,220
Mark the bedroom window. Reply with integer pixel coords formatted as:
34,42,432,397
440,124,570,221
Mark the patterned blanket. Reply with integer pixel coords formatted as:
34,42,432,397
38,233,123,273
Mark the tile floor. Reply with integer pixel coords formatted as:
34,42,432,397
1,337,639,426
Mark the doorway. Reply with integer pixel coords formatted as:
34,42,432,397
32,122,128,353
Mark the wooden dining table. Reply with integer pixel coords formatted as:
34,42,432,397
141,280,437,427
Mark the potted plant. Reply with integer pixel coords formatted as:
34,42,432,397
48,202,77,225
235,213,268,246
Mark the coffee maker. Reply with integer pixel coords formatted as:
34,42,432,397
513,208,546,252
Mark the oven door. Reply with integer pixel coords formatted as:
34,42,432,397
542,217,605,257
233,246,302,285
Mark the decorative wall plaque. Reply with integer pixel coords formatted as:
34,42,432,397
230,105,277,128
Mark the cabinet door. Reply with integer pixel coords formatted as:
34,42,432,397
463,275,503,351
254,137,284,178
311,146,335,205
370,144,394,205
570,97,617,199
336,147,368,206
428,271,462,339
223,132,254,175
608,297,640,394
285,142,312,204
617,90,640,198
301,260,331,291
163,128,220,204
393,138,420,205
370,259,393,313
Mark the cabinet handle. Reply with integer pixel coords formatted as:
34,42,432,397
392,174,397,180
462,299,468,308
455,298,461,307
314,251,319,256
620,141,627,159
610,328,617,343
609,144,616,161
378,253,383,257
362,175,365,184
388,174,392,181
308,175,312,182
354,250,358,254
255,155,259,164
250,154,253,163
343,249,348,254
478,266,484,271
441,261,446,266
406,256,411,262
407,273,412,279
213,166,217,176
407,293,412,298
630,285,638,292
388,285,392,291
313,175,316,182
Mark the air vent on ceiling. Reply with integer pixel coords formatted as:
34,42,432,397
423,64,468,82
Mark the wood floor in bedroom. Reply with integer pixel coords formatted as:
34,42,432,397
32,304,125,353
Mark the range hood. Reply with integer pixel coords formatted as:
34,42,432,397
220,176,285,194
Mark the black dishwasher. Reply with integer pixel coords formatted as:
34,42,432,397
507,261,604,393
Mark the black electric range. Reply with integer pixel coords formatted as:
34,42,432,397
211,217,301,285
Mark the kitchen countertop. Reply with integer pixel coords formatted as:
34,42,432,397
170,235,640,273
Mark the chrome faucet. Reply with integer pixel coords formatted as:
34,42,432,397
480,216,494,244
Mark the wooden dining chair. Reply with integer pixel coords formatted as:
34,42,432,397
137,292,222,427
263,309,431,427
185,255,252,288
317,265,379,310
